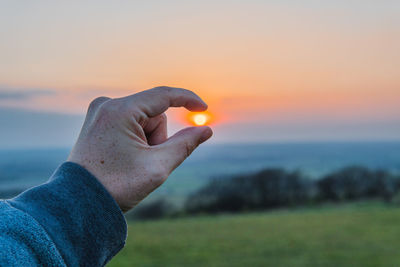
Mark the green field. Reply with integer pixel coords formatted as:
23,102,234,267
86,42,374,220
109,202,400,267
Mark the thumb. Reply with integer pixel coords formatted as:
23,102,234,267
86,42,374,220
159,126,213,172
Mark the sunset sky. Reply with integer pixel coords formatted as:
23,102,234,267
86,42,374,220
0,1,399,147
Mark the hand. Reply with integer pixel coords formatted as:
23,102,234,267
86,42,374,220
68,86,213,212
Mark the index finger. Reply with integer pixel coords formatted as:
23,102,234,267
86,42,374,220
124,86,208,118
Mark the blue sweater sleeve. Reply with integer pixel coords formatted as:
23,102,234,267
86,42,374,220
0,162,127,266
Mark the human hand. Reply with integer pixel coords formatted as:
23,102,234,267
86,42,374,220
68,86,213,212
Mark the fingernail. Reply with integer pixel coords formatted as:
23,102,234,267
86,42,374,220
199,127,213,143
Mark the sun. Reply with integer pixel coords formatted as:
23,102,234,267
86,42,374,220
193,114,207,126
187,112,212,126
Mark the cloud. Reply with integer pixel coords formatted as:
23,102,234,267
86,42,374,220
0,88,55,100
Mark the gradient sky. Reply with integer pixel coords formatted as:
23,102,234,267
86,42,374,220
0,0,399,147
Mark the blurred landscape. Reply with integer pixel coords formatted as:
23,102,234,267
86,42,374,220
110,202,400,267
2,142,400,266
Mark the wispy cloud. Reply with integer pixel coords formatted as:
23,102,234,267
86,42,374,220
0,88,55,100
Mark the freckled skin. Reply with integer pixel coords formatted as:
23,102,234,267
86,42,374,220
68,86,213,213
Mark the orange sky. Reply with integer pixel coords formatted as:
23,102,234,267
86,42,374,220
0,1,399,143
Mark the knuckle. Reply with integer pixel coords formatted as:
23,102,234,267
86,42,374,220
182,140,197,158
95,99,121,120
152,86,173,95
88,96,111,111
154,86,171,91
185,145,192,158
98,99,115,112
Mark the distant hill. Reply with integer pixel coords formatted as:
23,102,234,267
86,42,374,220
1,142,400,199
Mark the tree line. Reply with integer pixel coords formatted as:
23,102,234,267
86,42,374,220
130,166,400,220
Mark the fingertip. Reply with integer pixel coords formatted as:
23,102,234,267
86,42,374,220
198,97,208,110
187,89,208,111
199,126,213,143
198,96,208,108
187,100,208,112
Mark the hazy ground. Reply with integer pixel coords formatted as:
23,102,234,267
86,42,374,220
1,144,400,266
109,202,400,267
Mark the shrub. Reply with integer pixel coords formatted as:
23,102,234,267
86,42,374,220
317,166,399,202
185,168,312,214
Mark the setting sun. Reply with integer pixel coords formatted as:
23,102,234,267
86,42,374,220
187,112,213,126
194,114,207,126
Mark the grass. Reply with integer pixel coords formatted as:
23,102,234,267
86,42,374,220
108,202,400,267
